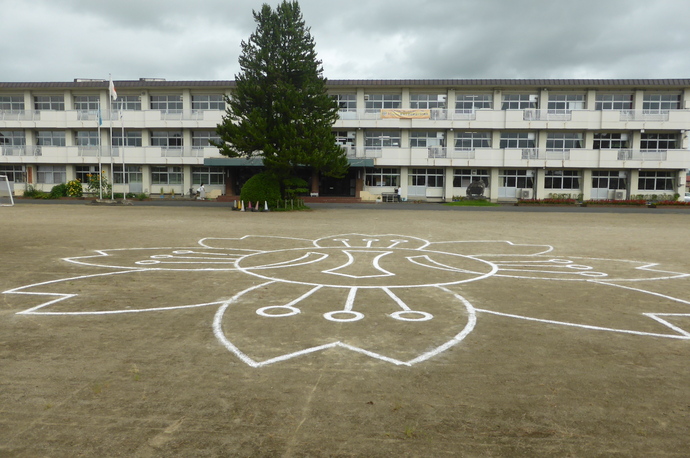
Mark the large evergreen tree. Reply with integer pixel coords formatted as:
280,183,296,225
215,1,348,187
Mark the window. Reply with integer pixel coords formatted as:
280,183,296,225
111,130,142,147
365,168,400,187
455,94,492,112
546,133,583,151
592,171,626,190
192,95,225,110
638,171,673,191
365,94,401,112
410,94,446,109
0,131,26,147
0,96,24,112
73,95,100,111
192,131,221,149
595,93,633,110
500,170,534,188
641,133,677,151
332,94,356,111
334,131,356,146
113,165,143,184
113,95,142,111
364,130,401,149
151,131,183,149
75,131,100,147
547,94,585,111
453,169,489,187
36,131,66,147
150,95,183,111
545,170,581,189
409,168,444,187
593,133,629,149
0,165,26,182
151,166,183,184
37,165,66,184
455,132,491,150
410,131,444,147
192,166,224,185
34,95,65,111
643,93,681,111
75,165,99,184
499,132,536,149
501,94,537,110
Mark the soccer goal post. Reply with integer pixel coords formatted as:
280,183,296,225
0,175,15,206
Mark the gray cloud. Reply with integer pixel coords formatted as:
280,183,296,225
1,0,689,82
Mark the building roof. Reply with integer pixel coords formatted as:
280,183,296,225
2,78,690,90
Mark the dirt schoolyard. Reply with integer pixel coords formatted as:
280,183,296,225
1,203,689,457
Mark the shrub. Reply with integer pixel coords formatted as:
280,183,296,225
240,172,282,208
66,180,83,197
49,183,69,199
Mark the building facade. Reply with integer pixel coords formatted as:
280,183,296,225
1,78,689,201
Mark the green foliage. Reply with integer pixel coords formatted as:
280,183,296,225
66,180,83,197
23,184,49,199
215,0,348,180
283,176,309,199
240,172,282,207
49,183,69,199
86,172,112,196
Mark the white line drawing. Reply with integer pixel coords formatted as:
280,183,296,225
4,234,690,367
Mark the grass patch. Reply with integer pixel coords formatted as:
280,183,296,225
444,200,499,207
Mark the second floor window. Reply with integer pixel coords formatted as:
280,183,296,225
192,131,221,148
410,131,444,147
111,130,143,147
593,133,629,149
500,132,536,149
643,93,681,111
34,96,65,111
546,133,583,151
76,131,99,147
364,130,401,149
641,133,677,151
37,131,66,146
455,132,491,150
151,131,183,148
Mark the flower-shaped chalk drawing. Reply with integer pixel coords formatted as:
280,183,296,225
6,234,690,367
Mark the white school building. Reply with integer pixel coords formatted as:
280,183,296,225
1,78,689,201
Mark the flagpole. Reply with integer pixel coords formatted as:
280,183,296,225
108,74,116,200
97,106,103,200
121,108,126,200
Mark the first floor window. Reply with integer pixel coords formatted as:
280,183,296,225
643,93,681,111
593,132,629,149
112,130,143,147
592,171,626,189
545,170,581,189
192,166,224,185
151,131,183,149
113,165,143,184
500,169,533,188
37,131,66,147
638,171,674,191
500,132,536,149
192,131,221,149
37,165,66,184
0,165,26,182
151,166,183,184
453,169,489,187
546,133,583,151
76,131,100,147
409,168,444,187
455,132,491,150
640,133,677,151
365,168,400,187
364,131,401,149
0,131,26,147
75,165,99,184
410,131,444,147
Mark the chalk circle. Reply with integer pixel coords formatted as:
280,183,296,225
390,310,433,322
324,311,364,322
256,305,300,317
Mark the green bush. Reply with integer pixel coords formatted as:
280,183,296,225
49,183,69,199
23,184,49,199
240,172,282,208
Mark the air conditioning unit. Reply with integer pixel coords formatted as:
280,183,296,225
520,189,533,199
614,190,625,200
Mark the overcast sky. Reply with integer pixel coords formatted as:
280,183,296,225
2,0,690,82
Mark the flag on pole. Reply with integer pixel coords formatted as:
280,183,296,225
109,77,117,101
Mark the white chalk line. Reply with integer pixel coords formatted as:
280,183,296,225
213,284,476,367
245,252,329,270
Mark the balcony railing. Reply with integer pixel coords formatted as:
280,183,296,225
523,110,573,121
617,149,668,161
619,110,670,121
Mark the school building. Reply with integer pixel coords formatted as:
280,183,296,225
1,78,689,201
